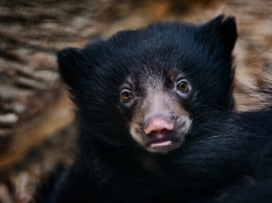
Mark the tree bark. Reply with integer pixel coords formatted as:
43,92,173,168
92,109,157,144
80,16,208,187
0,0,271,202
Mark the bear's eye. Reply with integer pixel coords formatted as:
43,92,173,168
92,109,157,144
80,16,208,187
121,90,133,102
177,81,188,91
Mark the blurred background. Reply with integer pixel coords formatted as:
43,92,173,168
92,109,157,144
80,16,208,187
0,0,271,202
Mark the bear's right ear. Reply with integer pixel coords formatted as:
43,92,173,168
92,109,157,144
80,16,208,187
198,15,237,53
57,47,89,88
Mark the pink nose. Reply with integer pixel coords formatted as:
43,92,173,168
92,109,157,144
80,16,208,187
144,115,174,135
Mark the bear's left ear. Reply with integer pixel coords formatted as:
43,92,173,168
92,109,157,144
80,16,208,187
199,15,237,53
57,47,90,88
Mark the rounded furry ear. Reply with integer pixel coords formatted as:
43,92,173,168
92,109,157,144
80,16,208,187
200,15,237,53
57,47,88,88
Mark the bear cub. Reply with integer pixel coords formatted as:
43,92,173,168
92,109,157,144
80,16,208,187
46,15,272,203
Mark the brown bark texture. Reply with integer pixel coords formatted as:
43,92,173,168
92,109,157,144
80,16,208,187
0,0,271,202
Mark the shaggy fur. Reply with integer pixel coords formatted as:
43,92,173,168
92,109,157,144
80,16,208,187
45,15,272,203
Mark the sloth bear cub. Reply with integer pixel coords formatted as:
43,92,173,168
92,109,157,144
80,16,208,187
48,15,272,203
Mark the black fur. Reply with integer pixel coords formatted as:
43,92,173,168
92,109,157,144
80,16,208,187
45,15,272,203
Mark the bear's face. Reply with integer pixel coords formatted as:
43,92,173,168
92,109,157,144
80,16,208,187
58,15,237,154
118,67,193,154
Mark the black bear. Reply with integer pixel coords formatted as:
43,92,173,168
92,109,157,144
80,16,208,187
46,15,272,203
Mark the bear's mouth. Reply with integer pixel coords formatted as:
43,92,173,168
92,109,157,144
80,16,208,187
147,131,173,148
145,135,181,154
149,139,172,148
130,114,191,154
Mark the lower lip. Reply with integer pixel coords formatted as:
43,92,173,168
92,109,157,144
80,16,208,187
150,140,172,148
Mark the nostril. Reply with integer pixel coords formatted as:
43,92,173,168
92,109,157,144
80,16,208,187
147,129,171,140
